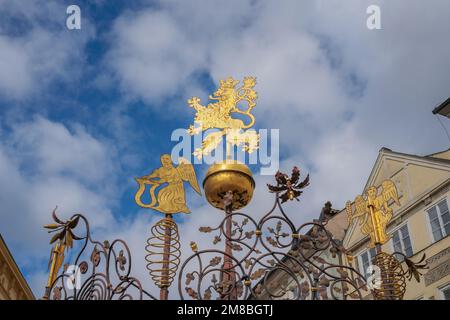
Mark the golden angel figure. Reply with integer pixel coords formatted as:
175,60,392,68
346,180,400,248
134,154,201,214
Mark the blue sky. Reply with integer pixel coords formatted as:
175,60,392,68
1,0,450,297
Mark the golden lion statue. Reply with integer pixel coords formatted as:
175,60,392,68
186,77,259,159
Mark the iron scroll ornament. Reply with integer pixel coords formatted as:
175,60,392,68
43,166,426,300
44,209,157,300
178,167,370,300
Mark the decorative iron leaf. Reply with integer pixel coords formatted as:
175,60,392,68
267,184,286,193
254,284,263,295
49,232,63,245
266,236,278,247
91,247,101,266
276,221,282,232
67,216,80,229
319,287,329,300
342,282,349,292
185,287,198,299
65,230,73,248
313,256,327,264
232,244,243,251
319,276,330,287
203,288,212,300
199,226,213,233
250,268,265,280
300,241,312,249
44,223,60,230
212,236,221,245
52,287,62,300
245,231,255,239
51,208,64,224
115,286,124,293
299,234,312,242
185,273,195,285
348,292,359,299
295,174,310,189
337,268,349,279
209,256,222,267
119,250,127,270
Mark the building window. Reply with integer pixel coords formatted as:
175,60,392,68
359,247,377,279
427,199,450,242
392,224,413,258
440,284,450,300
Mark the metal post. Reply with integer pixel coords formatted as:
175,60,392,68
160,214,172,300
221,203,237,300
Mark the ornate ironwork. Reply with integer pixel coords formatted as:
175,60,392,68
178,167,370,300
43,209,156,300
43,166,427,300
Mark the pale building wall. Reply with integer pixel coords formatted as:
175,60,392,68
343,149,450,300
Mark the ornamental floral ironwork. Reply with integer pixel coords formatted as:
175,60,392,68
43,210,156,300
43,167,426,300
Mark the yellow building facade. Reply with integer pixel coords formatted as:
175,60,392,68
343,147,450,300
0,234,34,300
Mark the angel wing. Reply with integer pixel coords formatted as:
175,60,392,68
345,201,353,225
354,195,369,226
381,180,400,206
177,158,201,195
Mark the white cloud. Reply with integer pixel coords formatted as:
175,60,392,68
0,116,117,295
0,36,31,97
8,117,115,185
0,1,94,100
108,10,207,103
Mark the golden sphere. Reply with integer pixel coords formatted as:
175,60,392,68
203,161,255,211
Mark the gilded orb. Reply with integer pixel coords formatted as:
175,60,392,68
203,161,255,211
